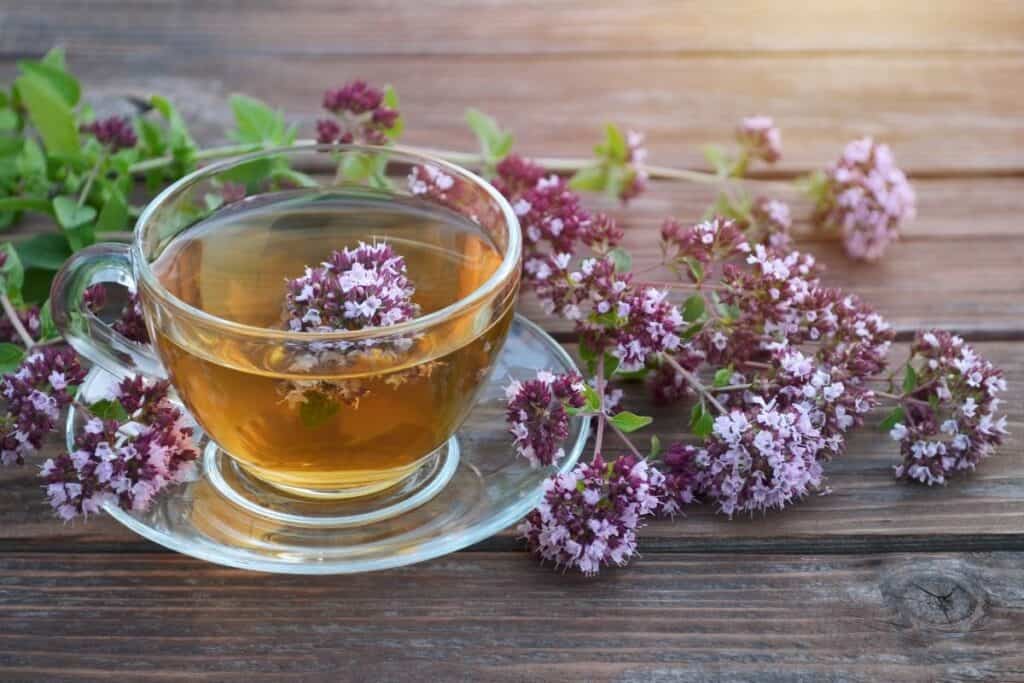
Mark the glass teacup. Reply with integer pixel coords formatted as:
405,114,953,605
51,145,521,501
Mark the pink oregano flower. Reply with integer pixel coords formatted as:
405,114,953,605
505,370,585,467
41,376,198,520
812,137,916,261
518,454,662,575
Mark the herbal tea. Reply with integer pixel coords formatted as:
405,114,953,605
145,191,512,494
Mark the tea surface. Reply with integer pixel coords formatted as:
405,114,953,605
147,192,510,493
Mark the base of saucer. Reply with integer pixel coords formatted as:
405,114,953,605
203,438,459,528
73,315,588,574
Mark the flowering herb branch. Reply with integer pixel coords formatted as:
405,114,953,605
0,53,1009,576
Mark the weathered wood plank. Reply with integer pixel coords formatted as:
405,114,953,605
0,551,1022,681
2,1,1022,56
2,55,1022,173
0,342,1019,552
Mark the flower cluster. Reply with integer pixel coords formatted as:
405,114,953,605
890,330,1007,485
0,303,40,344
81,115,137,152
316,81,399,146
542,256,684,372
693,397,827,516
112,290,151,344
1,347,86,466
618,130,649,203
737,116,781,164
812,137,916,261
505,370,585,467
41,376,198,520
656,443,702,516
284,242,419,333
518,454,662,575
660,216,748,280
749,197,793,250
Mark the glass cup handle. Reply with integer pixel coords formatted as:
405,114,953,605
50,242,167,381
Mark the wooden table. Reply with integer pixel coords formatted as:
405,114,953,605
2,2,1023,680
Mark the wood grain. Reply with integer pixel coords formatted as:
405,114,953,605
0,2,1023,678
0,552,1023,681
3,1,1023,56
2,54,1023,174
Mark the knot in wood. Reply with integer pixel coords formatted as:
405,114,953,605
882,568,988,633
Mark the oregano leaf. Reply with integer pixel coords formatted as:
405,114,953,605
609,411,653,433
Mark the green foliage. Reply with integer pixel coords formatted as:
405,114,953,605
299,392,341,429
465,108,513,172
879,406,905,433
0,242,24,300
88,398,131,422
609,410,653,433
229,94,296,146
682,293,705,323
902,365,919,394
569,123,639,200
712,366,733,388
690,402,714,439
0,342,25,374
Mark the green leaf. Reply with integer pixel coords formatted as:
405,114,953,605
149,94,197,162
0,242,24,298
598,123,628,163
578,339,598,375
568,165,606,193
902,365,919,394
682,294,705,323
0,343,25,375
689,402,704,430
609,410,653,433
701,144,731,176
649,435,662,459
0,197,53,216
41,46,68,71
608,247,632,273
797,170,829,205
21,268,57,304
88,398,131,422
693,410,714,439
681,320,705,340
53,195,96,230
16,139,47,181
879,406,906,433
581,383,601,412
229,94,292,145
713,366,733,388
0,108,19,131
95,188,129,232
14,73,79,156
299,391,341,429
603,352,620,379
682,257,704,283
15,233,71,270
382,86,403,140
465,108,511,163
18,60,80,106
339,151,374,183
37,299,59,341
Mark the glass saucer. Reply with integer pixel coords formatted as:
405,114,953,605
65,315,589,574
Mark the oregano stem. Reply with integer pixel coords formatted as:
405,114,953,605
609,420,645,460
0,293,35,349
593,362,606,457
76,153,106,209
662,353,727,414
127,143,263,175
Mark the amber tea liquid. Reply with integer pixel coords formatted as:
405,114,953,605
145,191,511,495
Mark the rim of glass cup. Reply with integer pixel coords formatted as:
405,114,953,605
133,143,522,342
